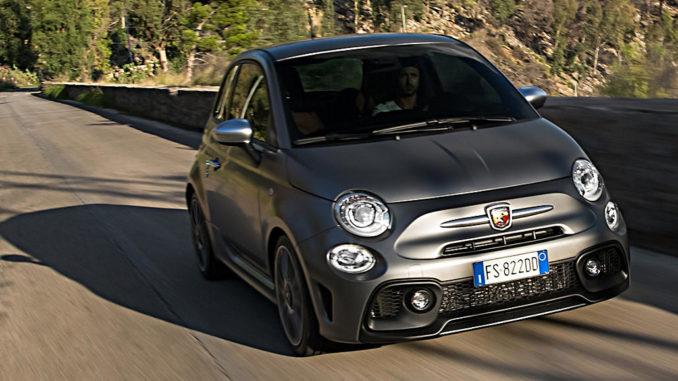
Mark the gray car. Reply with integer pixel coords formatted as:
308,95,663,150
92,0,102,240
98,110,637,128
186,33,629,356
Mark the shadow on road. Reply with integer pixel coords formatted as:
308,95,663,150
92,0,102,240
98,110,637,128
0,204,293,355
0,170,187,205
0,87,40,93
31,93,202,149
404,318,678,380
541,316,678,351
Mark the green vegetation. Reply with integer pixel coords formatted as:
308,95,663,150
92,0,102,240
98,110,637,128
43,84,67,98
489,0,515,25
75,87,114,108
0,0,676,97
0,65,39,89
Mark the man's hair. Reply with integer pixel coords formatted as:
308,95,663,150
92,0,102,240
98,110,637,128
398,57,421,71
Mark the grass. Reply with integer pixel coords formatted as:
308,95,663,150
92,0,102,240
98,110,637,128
43,84,67,99
75,89,114,108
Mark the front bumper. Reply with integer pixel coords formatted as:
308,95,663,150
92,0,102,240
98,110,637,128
295,179,630,344
359,242,628,343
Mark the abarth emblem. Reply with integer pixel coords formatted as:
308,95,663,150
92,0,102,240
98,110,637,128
486,203,512,231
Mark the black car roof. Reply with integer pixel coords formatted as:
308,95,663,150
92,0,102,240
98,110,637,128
259,33,462,61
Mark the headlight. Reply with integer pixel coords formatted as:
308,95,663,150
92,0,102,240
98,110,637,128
572,159,604,202
327,244,376,273
605,201,621,231
334,192,390,237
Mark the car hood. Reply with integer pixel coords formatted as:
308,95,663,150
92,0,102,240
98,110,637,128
286,118,586,203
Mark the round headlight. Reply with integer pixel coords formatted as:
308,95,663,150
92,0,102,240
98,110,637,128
327,244,376,274
605,201,621,231
572,159,604,202
334,192,390,237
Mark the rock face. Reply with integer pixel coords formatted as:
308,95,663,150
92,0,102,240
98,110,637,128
327,1,678,97
332,0,374,33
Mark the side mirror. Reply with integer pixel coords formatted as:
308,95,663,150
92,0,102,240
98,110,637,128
518,86,547,109
212,119,253,144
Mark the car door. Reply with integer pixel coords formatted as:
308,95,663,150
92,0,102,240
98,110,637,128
203,61,276,270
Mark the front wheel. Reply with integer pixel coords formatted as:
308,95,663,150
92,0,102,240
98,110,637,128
189,194,229,280
274,236,328,356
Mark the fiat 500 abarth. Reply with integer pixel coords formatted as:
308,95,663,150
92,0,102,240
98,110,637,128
186,33,629,355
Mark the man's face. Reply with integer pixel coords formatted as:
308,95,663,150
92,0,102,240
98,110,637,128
398,66,420,96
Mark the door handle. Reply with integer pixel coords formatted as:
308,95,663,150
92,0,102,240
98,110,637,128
204,159,221,177
205,159,221,170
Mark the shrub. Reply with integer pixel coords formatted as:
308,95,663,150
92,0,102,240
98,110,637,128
43,84,67,99
0,65,39,89
75,88,114,108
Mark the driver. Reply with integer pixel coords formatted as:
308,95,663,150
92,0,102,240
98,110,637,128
372,62,426,116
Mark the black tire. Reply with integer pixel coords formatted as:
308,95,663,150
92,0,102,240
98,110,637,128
274,236,329,356
189,194,229,280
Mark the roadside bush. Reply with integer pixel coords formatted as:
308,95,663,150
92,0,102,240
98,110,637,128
43,84,67,99
75,88,114,108
109,63,155,84
0,65,39,90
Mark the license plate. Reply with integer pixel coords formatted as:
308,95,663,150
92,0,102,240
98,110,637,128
473,250,549,287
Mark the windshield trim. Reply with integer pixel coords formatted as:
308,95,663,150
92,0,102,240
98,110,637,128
276,42,437,62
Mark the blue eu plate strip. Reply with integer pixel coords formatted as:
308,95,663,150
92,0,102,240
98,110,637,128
538,250,549,274
473,262,486,287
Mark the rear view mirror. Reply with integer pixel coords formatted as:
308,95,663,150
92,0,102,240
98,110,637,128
212,119,253,144
519,86,547,109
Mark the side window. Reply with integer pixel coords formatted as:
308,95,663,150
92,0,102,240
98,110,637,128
214,65,239,120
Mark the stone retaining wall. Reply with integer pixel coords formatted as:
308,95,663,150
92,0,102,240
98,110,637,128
50,82,218,130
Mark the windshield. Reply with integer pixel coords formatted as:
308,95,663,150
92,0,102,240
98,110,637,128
275,43,538,144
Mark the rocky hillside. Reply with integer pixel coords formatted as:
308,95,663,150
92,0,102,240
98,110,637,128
321,0,678,97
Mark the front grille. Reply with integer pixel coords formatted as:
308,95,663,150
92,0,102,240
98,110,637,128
369,261,580,321
441,226,565,257
438,261,579,314
585,246,622,275
370,288,404,319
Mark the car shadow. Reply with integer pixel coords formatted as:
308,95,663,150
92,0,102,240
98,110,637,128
0,204,295,355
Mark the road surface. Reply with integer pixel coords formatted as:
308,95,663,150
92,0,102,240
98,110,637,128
0,90,677,380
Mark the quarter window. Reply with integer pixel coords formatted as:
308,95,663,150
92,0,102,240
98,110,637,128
214,65,239,120
229,63,262,120
244,78,271,142
230,62,271,143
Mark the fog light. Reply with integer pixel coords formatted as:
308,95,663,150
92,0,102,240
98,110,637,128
585,258,601,277
409,289,434,312
605,202,620,231
327,244,376,274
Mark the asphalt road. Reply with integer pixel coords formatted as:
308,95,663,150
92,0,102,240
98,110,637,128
1,90,677,380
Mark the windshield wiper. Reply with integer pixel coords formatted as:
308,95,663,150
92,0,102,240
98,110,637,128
293,116,517,145
371,116,516,135
293,131,372,145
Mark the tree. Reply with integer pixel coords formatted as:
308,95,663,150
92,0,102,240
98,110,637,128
260,0,308,44
0,0,35,70
128,0,188,72
30,0,97,79
599,0,635,63
85,0,113,80
370,0,425,32
180,0,258,81
320,0,337,36
551,0,578,52
489,0,515,25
